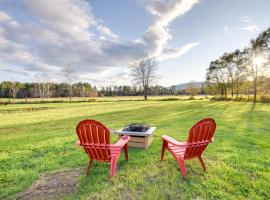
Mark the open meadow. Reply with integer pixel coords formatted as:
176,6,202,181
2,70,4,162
0,98,269,199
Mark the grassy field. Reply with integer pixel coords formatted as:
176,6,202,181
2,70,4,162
0,95,207,104
0,99,269,199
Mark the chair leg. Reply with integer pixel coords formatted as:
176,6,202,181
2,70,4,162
177,159,187,176
123,144,128,161
198,155,207,171
110,158,117,177
161,140,167,161
84,159,93,176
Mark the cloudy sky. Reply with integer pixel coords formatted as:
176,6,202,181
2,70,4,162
0,0,270,87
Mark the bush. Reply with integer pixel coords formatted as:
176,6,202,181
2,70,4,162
211,96,226,101
88,98,97,102
260,95,270,103
0,101,8,105
160,98,179,101
233,97,245,102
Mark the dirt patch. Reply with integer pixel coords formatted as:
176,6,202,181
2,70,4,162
24,107,49,112
2,107,49,113
17,168,81,200
0,127,19,133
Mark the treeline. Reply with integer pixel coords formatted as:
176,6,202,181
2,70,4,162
100,85,204,96
0,82,98,102
206,27,270,102
0,81,205,102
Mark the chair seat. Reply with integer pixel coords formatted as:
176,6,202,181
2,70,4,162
168,143,186,158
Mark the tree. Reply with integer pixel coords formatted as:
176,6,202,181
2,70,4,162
130,57,158,100
34,73,51,99
206,58,229,98
63,65,76,103
249,40,269,102
22,83,32,103
231,50,247,97
1,81,13,103
186,80,197,99
170,86,177,95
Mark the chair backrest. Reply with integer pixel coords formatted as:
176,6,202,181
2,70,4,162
76,119,111,161
184,118,216,159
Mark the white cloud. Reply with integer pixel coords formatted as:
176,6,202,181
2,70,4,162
97,25,119,41
0,11,11,22
158,42,200,61
242,16,252,23
144,0,199,57
24,0,95,41
1,69,29,76
224,25,231,35
0,0,199,86
241,25,260,32
224,16,259,35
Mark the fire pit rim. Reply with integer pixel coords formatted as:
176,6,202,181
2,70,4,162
111,127,156,136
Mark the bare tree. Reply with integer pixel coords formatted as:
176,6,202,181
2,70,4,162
130,57,158,100
63,65,76,103
34,73,50,99
187,80,197,99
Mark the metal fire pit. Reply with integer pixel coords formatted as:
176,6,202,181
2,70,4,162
111,125,156,149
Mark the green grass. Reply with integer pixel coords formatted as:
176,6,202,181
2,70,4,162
0,99,269,199
0,95,207,104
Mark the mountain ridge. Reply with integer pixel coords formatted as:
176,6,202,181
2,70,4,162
170,81,203,90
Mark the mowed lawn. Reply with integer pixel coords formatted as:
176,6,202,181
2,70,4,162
0,99,269,199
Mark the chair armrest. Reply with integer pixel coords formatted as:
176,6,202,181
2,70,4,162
161,135,186,147
111,135,130,148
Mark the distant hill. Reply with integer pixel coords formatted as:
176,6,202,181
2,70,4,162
170,82,203,90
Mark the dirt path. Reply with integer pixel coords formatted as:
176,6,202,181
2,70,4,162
17,168,81,200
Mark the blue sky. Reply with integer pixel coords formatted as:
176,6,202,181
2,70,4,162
0,0,270,87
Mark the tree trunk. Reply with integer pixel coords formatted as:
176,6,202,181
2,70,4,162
144,86,148,100
69,85,72,103
253,65,258,103
9,88,11,104
253,81,257,102
25,93,28,103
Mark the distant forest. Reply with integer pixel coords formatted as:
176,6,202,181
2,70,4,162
0,81,204,100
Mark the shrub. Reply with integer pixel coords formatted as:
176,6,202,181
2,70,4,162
211,96,226,101
160,98,179,101
0,101,8,105
260,95,270,103
88,98,97,102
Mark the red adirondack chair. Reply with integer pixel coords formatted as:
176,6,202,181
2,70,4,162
161,118,216,176
76,119,130,177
